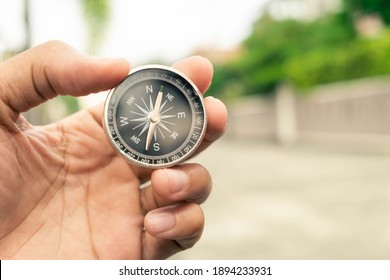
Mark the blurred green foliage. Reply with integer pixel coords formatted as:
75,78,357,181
81,0,110,53
59,96,82,115
286,30,390,89
344,0,390,24
208,0,390,98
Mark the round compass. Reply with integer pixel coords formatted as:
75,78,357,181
103,65,207,168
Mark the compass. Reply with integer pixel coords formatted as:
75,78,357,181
103,65,207,168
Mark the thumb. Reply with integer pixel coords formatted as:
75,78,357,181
0,40,130,123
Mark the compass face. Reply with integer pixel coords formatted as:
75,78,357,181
103,65,207,168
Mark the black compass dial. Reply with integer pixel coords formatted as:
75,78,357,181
103,65,207,168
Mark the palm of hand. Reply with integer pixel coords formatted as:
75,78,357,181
0,109,146,259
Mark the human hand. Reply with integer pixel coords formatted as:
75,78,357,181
0,41,227,259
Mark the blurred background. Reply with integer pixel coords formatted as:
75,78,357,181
1,0,390,259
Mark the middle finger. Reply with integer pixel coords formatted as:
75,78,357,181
140,163,212,214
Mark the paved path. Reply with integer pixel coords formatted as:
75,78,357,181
174,139,390,259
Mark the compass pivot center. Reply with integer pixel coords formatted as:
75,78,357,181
149,113,160,123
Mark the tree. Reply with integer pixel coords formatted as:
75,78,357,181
207,3,390,98
343,0,390,24
230,12,355,95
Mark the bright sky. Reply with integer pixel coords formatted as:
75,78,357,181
0,0,267,65
0,0,267,107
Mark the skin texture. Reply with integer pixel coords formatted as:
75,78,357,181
0,41,228,259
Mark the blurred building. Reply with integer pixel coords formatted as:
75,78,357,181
355,14,384,37
193,46,242,64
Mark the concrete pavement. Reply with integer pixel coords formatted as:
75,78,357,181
174,139,390,259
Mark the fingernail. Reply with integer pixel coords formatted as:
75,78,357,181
164,169,189,194
146,210,176,234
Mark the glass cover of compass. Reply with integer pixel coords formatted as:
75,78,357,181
103,65,207,168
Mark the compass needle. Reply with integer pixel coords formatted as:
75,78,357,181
145,85,164,151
